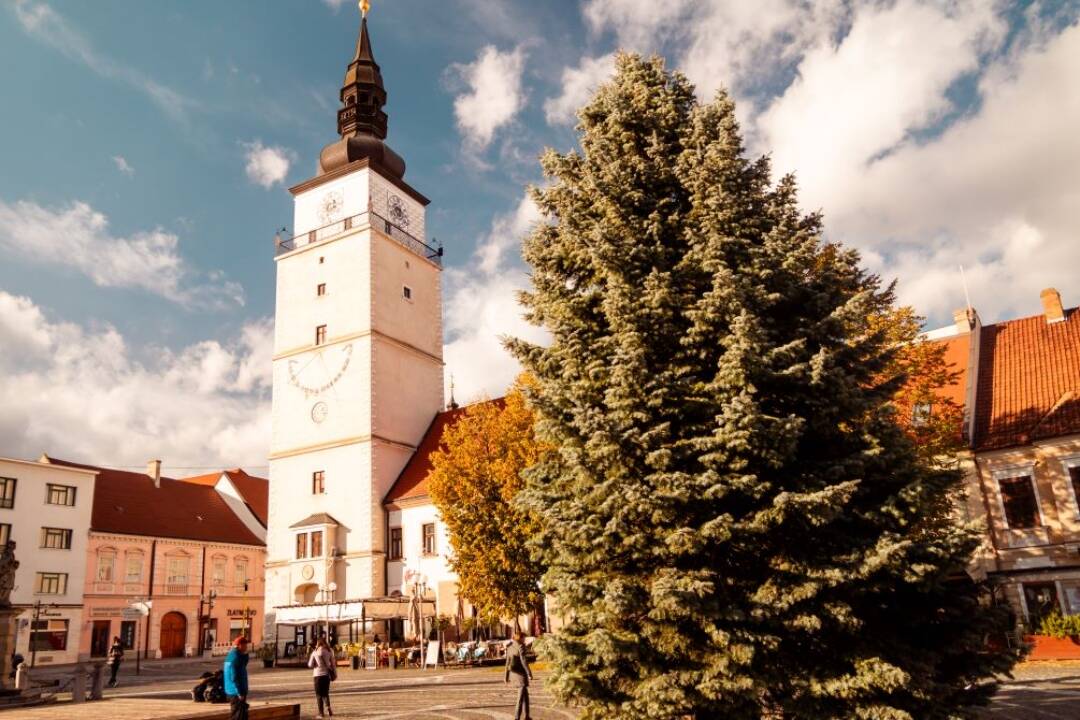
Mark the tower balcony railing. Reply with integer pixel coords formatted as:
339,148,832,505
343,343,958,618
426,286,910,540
275,211,443,267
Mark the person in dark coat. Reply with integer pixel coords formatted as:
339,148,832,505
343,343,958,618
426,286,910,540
107,636,124,687
223,636,250,720
504,631,533,720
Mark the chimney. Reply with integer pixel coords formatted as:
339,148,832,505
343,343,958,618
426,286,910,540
147,459,162,488
953,308,974,334
1040,288,1065,324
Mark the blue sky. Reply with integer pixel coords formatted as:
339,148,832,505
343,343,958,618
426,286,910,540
2,0,1079,471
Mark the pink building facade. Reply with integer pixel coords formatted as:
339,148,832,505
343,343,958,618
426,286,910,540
81,533,265,658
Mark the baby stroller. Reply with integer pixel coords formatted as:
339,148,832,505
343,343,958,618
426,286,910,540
191,670,227,703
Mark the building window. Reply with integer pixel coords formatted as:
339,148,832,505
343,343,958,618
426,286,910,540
317,283,327,297
97,552,116,582
1069,465,1080,514
319,256,325,264
315,325,327,346
41,527,73,550
166,557,189,593
35,572,68,595
422,523,436,556
311,530,323,557
296,533,308,559
235,558,249,591
30,619,69,652
389,527,402,560
1023,582,1061,629
313,471,325,495
999,474,1041,529
125,554,143,584
0,524,11,546
212,556,227,587
403,285,412,300
120,620,137,649
46,484,76,506
0,477,16,509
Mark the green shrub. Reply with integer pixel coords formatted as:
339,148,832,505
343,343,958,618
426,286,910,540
1037,611,1080,638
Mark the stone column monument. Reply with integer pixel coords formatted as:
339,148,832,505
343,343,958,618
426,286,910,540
0,541,21,689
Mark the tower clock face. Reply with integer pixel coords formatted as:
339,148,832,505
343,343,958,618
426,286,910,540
387,194,409,229
319,191,344,225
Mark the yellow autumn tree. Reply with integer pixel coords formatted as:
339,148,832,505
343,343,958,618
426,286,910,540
427,380,546,624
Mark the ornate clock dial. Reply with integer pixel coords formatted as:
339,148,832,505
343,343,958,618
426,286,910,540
318,190,344,225
311,402,329,424
387,194,409,229
287,344,353,400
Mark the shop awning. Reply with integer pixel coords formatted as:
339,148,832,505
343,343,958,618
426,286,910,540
271,596,435,625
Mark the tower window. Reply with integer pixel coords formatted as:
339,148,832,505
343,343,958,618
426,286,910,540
319,256,325,264
317,283,327,297
403,285,412,301
311,531,323,557
295,533,308,559
313,471,325,495
315,325,327,345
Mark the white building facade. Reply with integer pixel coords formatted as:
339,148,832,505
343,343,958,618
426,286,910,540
264,12,444,646
0,457,97,665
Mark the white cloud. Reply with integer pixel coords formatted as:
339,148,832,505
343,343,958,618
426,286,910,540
582,0,848,100
544,53,616,125
443,195,547,403
450,45,528,150
112,155,135,176
824,18,1080,322
322,0,351,11
758,0,1004,215
11,0,196,123
243,141,295,189
0,290,271,472
0,199,244,309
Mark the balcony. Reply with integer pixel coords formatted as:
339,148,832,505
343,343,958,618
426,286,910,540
275,211,442,267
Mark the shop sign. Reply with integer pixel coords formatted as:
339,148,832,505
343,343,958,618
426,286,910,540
227,608,257,618
91,607,127,618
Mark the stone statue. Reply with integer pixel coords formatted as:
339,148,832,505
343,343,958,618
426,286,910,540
0,542,19,607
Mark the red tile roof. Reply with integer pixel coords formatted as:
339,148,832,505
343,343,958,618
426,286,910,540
44,457,265,546
974,307,1080,450
181,469,269,527
384,398,505,504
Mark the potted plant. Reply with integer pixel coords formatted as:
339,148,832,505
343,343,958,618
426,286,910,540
255,642,276,668
1024,612,1080,661
347,642,362,670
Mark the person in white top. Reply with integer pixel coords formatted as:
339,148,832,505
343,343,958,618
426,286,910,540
308,637,336,718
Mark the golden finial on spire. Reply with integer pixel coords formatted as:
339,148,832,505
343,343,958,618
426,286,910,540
360,0,371,17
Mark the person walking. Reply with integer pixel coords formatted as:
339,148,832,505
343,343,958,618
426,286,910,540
224,636,251,720
308,636,336,718
504,631,533,720
106,636,124,687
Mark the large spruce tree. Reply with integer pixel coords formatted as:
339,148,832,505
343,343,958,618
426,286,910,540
507,54,1014,720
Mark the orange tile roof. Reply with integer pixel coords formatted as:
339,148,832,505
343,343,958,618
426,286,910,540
44,457,264,546
384,398,505,504
974,307,1080,450
180,469,268,527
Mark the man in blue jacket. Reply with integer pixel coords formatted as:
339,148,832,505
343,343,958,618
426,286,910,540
223,636,250,720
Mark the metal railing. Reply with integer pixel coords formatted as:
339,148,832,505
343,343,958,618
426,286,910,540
275,211,443,267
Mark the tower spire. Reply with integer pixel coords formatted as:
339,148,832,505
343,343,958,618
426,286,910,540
318,0,405,178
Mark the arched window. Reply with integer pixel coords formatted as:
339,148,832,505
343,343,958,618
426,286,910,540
234,556,249,592
211,554,227,587
165,551,191,594
124,550,144,584
96,547,117,583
